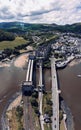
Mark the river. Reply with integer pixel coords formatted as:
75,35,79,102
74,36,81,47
0,64,26,129
0,59,81,130
58,61,81,130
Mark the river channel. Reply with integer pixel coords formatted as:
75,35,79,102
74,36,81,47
58,61,81,130
0,64,26,129
0,59,81,130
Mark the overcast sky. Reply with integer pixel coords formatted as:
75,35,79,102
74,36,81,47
0,0,81,24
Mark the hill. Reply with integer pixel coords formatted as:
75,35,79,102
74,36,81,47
0,22,81,34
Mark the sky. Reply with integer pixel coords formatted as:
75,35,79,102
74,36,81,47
0,0,81,25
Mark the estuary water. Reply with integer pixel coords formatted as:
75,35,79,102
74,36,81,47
0,60,81,130
58,62,81,130
0,65,26,129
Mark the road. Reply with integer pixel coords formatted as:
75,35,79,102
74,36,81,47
39,92,44,130
51,57,59,130
38,59,44,130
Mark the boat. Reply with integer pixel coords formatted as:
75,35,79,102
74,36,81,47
77,75,81,77
56,61,67,69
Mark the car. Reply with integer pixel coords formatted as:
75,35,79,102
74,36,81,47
39,87,42,92
44,118,52,123
44,114,52,123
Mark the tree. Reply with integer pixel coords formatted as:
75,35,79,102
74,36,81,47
0,29,15,41
16,106,23,121
30,98,38,107
46,98,53,106
59,110,63,122
32,91,38,98
44,106,53,117
3,48,13,56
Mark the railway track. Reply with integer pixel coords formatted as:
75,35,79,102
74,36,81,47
23,95,35,130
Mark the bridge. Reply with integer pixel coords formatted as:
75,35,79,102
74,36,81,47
22,55,35,130
22,55,35,95
22,54,60,130
38,59,44,130
51,57,59,130
38,59,44,91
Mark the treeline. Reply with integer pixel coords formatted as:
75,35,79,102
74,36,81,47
1,22,81,35
0,40,33,60
4,48,19,55
0,30,15,41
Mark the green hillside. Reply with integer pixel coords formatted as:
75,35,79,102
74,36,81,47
0,22,81,34
0,37,27,50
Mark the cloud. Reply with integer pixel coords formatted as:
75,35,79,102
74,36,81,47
0,0,81,24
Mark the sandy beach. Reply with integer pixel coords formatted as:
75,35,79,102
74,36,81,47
0,53,29,68
7,94,22,111
14,53,29,68
0,62,10,67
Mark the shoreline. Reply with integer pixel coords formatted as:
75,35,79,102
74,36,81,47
0,53,29,68
0,45,33,68
68,58,81,67
61,100,75,130
1,92,22,130
14,53,29,68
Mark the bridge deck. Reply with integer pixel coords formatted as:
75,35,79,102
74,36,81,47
51,57,59,130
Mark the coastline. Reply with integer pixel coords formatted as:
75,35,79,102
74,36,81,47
1,91,22,130
61,100,75,130
0,45,33,68
14,53,29,68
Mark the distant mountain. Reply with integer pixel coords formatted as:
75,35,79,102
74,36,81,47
0,22,81,34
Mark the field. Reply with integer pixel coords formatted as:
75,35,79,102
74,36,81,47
0,37,27,50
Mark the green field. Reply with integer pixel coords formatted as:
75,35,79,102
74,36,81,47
0,37,27,50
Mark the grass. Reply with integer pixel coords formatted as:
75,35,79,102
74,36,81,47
0,37,27,50
44,124,52,130
33,112,41,130
30,96,41,130
42,92,52,130
6,108,23,130
60,119,65,130
42,92,52,115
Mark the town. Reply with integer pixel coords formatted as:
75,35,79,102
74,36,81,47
0,29,81,130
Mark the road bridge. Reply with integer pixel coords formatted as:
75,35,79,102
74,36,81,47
38,60,44,89
51,57,59,130
38,59,44,130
